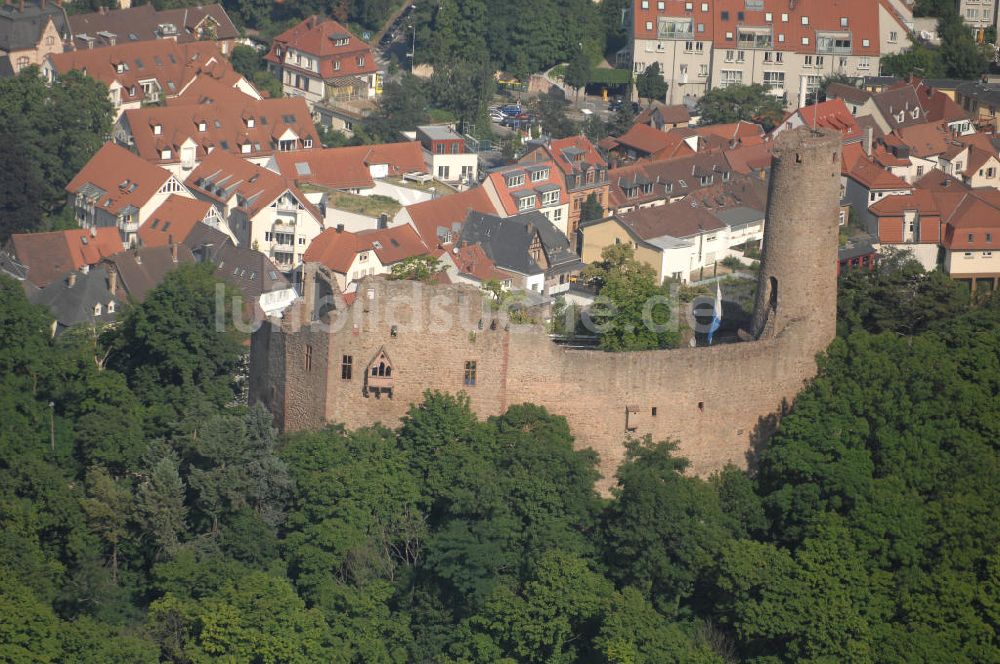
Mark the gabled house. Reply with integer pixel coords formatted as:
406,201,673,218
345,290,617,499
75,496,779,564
435,243,508,287
264,16,381,109
138,194,231,247
68,3,238,53
302,223,429,291
0,0,68,77
603,122,695,163
941,195,1000,294
773,98,862,144
607,152,733,214
184,223,297,318
416,125,477,184
28,267,122,335
185,150,325,269
1,227,122,287
458,210,583,295
395,186,498,247
269,141,428,194
44,40,255,120
67,142,194,246
867,188,942,269
482,163,571,237
962,146,1000,189
843,157,911,229
519,135,610,240
103,242,196,302
115,96,319,176
634,101,691,130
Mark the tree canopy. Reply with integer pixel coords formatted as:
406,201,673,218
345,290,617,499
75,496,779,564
695,83,784,130
1,239,998,661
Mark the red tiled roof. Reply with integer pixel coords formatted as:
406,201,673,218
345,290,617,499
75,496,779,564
530,135,608,176
871,145,910,168
615,123,685,156
68,3,238,45
635,101,690,127
794,99,861,141
138,195,214,247
941,195,1000,249
486,162,568,216
405,187,497,246
66,142,175,215
869,188,938,215
264,16,377,80
725,141,773,174
48,40,242,108
442,243,506,282
608,152,732,209
847,158,910,190
9,228,123,288
122,96,319,166
963,146,998,177
708,0,898,56
892,122,955,159
273,142,426,190
304,224,428,273
841,141,867,173
695,120,764,142
617,202,726,240
185,150,322,221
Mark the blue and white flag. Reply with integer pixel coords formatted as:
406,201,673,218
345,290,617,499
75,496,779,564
707,282,722,345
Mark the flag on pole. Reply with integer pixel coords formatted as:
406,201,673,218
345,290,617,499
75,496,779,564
707,282,722,345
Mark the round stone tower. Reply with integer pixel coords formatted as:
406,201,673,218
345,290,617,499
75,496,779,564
750,127,842,344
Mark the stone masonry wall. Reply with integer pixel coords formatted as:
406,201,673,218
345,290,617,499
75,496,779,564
249,128,844,489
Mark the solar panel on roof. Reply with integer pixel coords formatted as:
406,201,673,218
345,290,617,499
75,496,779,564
294,162,311,176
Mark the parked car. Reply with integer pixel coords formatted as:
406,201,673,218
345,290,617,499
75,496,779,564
490,110,505,123
501,104,523,117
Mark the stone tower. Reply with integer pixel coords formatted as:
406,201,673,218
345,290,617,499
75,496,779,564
750,127,842,344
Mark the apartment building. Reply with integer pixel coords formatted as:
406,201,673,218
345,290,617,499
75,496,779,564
958,0,998,41
630,0,909,108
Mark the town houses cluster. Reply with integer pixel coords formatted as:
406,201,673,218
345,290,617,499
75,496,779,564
2,0,1000,334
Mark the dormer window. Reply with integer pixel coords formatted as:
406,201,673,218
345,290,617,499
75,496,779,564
245,117,255,128
304,138,313,148
94,303,102,316
518,195,537,210
198,121,206,131
334,59,341,71
161,148,171,159
107,301,115,313
530,168,549,182
115,62,125,74
153,123,162,135
506,174,525,187
911,109,919,119
241,142,251,154
356,55,365,67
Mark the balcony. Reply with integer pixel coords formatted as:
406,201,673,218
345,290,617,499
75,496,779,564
817,33,853,55
657,18,694,41
737,30,773,50
273,221,296,233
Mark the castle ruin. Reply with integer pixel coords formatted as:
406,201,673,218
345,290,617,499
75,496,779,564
249,128,843,487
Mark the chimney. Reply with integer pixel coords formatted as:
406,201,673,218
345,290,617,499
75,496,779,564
19,0,24,12
67,273,77,288
90,226,96,237
108,268,117,294
40,0,45,8
336,223,344,233
170,242,178,263
864,125,874,156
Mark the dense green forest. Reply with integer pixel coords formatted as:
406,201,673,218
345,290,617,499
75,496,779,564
1,252,998,662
